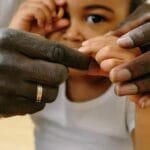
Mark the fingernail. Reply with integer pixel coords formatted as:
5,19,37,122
110,69,132,82
115,83,138,96
82,41,88,46
117,36,134,48
78,47,85,52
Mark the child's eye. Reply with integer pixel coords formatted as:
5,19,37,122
86,15,107,24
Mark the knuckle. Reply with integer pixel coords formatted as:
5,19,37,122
44,88,58,103
0,53,27,78
48,43,65,62
53,64,68,84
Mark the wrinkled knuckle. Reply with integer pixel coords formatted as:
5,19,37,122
0,55,25,77
47,44,65,62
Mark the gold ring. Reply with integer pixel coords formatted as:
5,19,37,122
36,85,43,103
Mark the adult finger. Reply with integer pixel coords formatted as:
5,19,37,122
24,59,68,85
113,3,150,36
117,22,150,48
0,28,90,70
109,52,150,82
0,48,68,86
114,76,150,96
0,78,58,103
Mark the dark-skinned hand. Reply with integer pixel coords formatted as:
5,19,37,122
0,28,90,117
110,3,150,108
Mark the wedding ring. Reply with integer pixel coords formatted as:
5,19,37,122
36,85,43,103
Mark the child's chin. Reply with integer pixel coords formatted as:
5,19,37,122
69,68,88,77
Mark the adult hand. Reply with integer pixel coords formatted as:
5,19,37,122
117,22,150,51
0,28,90,117
113,3,150,37
110,23,150,107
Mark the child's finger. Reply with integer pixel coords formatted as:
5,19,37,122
79,36,118,55
27,6,46,27
100,59,124,72
45,18,69,32
95,46,141,63
51,19,69,31
18,2,47,27
55,0,66,6
28,0,56,15
27,1,53,24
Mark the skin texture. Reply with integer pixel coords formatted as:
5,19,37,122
79,3,150,108
0,0,143,116
8,0,132,103
0,28,90,117
110,3,150,108
113,3,150,37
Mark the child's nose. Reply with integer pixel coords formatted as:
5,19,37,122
62,24,84,42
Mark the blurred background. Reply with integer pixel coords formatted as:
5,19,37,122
0,116,35,150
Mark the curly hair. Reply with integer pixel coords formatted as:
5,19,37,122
130,0,145,12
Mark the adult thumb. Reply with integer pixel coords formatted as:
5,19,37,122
117,22,150,48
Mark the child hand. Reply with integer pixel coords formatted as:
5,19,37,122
79,35,145,106
9,0,69,36
79,35,141,77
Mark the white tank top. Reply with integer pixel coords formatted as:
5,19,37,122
31,83,135,150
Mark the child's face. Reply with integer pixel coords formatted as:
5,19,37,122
47,0,130,47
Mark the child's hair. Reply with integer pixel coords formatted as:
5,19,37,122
130,0,145,12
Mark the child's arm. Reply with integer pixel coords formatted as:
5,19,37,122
9,0,69,36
